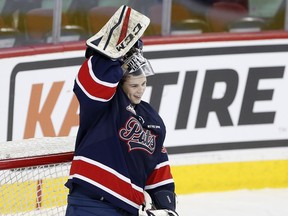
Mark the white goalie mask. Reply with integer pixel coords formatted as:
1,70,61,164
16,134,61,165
121,49,155,77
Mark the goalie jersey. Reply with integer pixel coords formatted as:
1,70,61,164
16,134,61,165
65,53,175,215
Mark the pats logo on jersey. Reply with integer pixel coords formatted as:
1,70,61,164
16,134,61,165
119,116,157,154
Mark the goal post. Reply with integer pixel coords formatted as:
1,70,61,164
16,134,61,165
0,137,75,216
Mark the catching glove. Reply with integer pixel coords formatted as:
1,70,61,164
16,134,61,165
86,5,150,60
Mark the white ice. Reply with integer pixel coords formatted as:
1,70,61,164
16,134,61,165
177,188,288,216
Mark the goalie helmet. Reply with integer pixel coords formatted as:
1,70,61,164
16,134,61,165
86,5,150,60
121,39,154,77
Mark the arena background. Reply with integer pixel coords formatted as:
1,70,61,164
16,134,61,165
0,0,288,214
1,34,288,194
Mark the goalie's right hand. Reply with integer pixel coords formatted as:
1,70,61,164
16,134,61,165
139,191,179,216
138,208,179,216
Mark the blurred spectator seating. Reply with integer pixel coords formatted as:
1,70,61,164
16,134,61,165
46,25,86,43
0,26,20,48
171,19,210,35
68,1,129,36
147,2,209,35
212,0,248,9
24,8,85,45
0,14,21,48
0,16,4,28
228,16,266,32
87,6,118,35
66,0,99,33
206,1,248,32
263,0,285,31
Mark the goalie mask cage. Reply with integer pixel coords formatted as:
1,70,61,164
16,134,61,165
0,137,75,216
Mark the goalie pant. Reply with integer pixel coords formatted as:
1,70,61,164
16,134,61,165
65,52,175,215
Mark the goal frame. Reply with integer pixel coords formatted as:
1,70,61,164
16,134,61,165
0,137,75,216
0,152,74,170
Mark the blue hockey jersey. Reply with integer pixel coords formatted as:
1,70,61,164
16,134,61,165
65,53,175,215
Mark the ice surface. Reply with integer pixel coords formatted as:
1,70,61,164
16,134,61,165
177,188,288,216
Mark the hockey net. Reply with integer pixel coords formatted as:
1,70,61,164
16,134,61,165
0,136,75,216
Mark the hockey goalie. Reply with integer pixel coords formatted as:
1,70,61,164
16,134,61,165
65,5,179,216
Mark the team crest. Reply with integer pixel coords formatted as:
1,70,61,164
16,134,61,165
119,116,157,154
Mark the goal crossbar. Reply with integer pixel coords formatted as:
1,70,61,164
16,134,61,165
0,152,74,170
0,136,75,216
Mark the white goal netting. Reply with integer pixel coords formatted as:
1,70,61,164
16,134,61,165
0,137,76,216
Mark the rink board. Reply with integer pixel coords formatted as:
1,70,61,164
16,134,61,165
1,36,288,214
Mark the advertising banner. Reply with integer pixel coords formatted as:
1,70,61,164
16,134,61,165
1,39,288,154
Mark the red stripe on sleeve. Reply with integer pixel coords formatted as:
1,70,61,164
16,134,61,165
77,60,117,100
146,164,173,186
117,7,131,45
70,159,144,205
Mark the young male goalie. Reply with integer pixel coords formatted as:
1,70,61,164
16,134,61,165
65,5,179,216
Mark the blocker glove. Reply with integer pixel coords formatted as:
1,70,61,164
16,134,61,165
138,191,179,216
